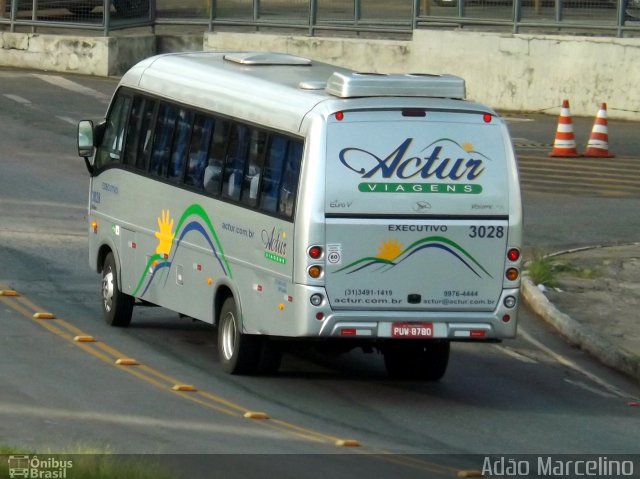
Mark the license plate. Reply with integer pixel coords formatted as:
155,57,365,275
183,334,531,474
391,322,434,338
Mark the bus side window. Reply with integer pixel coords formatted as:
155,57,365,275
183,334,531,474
95,94,132,170
204,118,230,195
168,108,194,183
259,136,288,213
185,114,214,189
123,96,144,168
240,129,267,207
136,99,157,171
278,140,303,218
222,124,250,202
150,104,178,178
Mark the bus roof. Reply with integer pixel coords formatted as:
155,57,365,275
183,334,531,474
119,51,469,134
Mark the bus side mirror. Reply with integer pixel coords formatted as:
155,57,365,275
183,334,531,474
78,120,95,175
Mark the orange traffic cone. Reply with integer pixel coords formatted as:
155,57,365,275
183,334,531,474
584,103,615,158
549,100,580,157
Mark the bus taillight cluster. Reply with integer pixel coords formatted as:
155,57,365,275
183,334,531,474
505,247,520,282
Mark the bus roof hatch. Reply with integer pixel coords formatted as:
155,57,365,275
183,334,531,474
325,71,466,99
224,52,312,66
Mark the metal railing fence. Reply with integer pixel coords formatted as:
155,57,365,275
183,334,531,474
1,0,638,37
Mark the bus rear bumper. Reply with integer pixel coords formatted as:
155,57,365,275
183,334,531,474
312,288,520,340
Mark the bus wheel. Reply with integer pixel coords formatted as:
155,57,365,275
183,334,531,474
218,297,261,375
383,340,450,381
102,252,134,327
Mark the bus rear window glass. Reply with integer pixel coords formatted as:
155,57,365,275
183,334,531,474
168,108,194,183
222,124,250,201
204,119,230,195
185,114,214,189
241,129,267,207
95,94,131,170
150,104,178,177
259,136,288,213
278,140,303,217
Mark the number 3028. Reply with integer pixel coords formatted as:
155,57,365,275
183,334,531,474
469,225,504,238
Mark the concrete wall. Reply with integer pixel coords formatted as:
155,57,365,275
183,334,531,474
204,31,640,120
410,30,640,121
0,32,155,77
1,29,638,120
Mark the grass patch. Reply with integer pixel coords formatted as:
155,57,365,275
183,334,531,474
551,261,600,279
526,251,601,287
526,251,558,287
0,446,175,479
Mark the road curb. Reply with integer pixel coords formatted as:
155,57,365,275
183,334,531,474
522,275,640,383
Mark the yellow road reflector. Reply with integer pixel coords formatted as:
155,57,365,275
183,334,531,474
73,335,96,343
335,439,360,447
457,470,483,478
172,384,197,392
33,312,56,320
0,290,19,297
243,411,269,420
115,358,139,366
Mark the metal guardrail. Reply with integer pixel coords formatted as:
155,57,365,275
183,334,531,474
0,0,638,37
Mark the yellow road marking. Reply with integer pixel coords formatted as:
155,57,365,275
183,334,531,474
2,285,477,476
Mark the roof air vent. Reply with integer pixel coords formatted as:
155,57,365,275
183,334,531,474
325,71,465,99
298,80,327,90
224,52,312,66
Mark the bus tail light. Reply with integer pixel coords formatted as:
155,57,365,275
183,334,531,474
507,248,520,262
506,268,519,281
308,246,323,259
308,265,323,279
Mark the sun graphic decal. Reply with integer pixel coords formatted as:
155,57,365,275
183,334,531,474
155,209,175,256
462,142,475,153
376,239,404,261
335,235,492,278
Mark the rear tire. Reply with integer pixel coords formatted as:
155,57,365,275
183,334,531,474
217,297,261,375
383,340,450,381
102,252,134,327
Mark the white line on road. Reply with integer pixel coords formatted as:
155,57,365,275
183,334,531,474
57,115,79,125
495,345,539,364
519,327,636,400
31,73,111,103
0,230,87,244
3,93,32,105
504,117,535,122
564,378,618,399
0,198,86,210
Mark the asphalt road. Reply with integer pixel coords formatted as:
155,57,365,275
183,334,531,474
0,68,639,478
